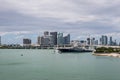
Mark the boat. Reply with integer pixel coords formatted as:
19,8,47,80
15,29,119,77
56,41,94,53
56,47,93,53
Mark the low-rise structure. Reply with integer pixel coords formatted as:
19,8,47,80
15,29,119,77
23,38,31,46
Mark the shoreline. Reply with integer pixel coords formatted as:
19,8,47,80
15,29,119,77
93,53,120,58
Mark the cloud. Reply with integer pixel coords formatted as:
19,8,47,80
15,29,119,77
0,0,120,44
0,31,32,36
0,0,119,22
0,0,117,23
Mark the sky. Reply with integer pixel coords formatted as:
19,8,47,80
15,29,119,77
0,0,120,44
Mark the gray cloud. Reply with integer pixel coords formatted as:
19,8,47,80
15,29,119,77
0,0,120,42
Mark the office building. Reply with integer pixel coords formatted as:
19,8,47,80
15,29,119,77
87,38,91,45
44,31,49,37
109,36,113,45
49,35,54,46
95,40,98,45
38,35,54,46
100,35,108,45
38,31,70,46
63,34,70,44
37,36,44,45
57,33,64,45
91,38,95,45
87,37,96,45
23,38,31,46
43,36,51,46
50,32,57,45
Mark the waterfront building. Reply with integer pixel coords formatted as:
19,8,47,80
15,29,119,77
100,35,108,45
113,40,117,46
38,35,54,47
50,32,57,45
87,38,90,45
95,40,98,45
91,38,95,45
49,35,54,46
109,36,113,45
87,37,97,45
57,33,64,45
119,42,120,46
63,34,70,44
23,38,31,46
43,36,50,46
37,36,44,45
44,31,49,37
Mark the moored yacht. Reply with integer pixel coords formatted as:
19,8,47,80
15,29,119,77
56,46,93,53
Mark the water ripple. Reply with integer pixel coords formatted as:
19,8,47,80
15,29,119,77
0,62,26,66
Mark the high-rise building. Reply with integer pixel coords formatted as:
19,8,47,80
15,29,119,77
111,40,117,46
50,32,57,45
87,37,96,45
63,34,70,44
43,36,50,46
100,35,108,45
87,38,91,45
23,38,31,46
44,31,49,37
95,40,98,45
38,32,70,46
37,36,44,45
91,38,95,45
57,33,64,45
109,36,113,45
49,35,54,46
38,35,54,46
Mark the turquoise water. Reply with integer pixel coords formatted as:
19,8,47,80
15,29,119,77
0,49,120,80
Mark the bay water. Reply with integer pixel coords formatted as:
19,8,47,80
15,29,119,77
0,49,120,80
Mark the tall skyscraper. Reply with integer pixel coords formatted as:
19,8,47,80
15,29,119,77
100,35,108,45
87,38,91,45
109,36,113,45
63,34,70,44
44,31,49,36
95,40,98,45
43,36,50,46
38,35,54,46
50,32,57,45
49,35,54,46
91,38,95,45
57,33,64,45
37,36,44,45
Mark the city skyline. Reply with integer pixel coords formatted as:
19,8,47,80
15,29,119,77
1,0,120,44
0,31,119,46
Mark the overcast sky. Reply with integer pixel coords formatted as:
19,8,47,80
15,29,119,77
0,0,120,44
